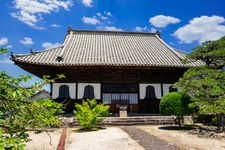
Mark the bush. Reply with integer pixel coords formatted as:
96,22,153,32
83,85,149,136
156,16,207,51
160,92,193,127
74,99,109,130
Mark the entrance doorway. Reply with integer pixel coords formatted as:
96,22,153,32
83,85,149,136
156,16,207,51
102,84,139,113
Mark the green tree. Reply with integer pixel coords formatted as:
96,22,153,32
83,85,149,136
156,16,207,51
175,36,225,131
187,36,225,68
74,99,109,130
160,92,193,127
0,49,64,149
0,48,8,54
175,67,225,131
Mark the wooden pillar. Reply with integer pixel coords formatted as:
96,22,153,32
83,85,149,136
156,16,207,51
160,83,164,97
100,82,103,103
160,71,164,97
137,83,140,113
75,82,78,100
50,83,53,98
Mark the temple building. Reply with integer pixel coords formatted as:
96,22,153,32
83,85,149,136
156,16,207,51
12,29,203,114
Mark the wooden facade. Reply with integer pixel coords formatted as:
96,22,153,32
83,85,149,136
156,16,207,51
15,62,185,114
12,30,202,114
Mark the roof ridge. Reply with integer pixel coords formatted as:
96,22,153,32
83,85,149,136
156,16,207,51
57,31,74,61
173,49,188,54
155,35,185,61
68,29,159,36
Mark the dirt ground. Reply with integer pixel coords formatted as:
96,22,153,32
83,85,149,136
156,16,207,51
137,125,225,150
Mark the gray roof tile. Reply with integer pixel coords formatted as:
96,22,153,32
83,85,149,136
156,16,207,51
12,30,204,68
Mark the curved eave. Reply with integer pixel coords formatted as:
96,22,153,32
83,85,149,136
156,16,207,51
13,59,195,69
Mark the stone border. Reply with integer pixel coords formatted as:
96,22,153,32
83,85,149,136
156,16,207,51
57,128,67,150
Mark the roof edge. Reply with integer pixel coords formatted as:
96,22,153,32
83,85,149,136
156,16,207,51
11,45,63,59
155,35,186,61
14,60,190,69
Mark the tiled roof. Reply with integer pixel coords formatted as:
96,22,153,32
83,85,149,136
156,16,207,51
12,29,204,68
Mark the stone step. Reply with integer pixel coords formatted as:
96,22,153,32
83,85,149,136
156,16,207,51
67,116,175,126
59,115,176,126
100,121,174,125
103,117,175,121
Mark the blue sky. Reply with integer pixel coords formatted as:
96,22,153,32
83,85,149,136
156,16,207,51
0,0,225,89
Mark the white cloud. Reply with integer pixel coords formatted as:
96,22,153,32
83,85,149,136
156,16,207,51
82,16,100,25
11,11,38,28
6,45,13,49
97,26,123,31
96,11,112,20
173,16,225,43
0,37,8,46
106,11,112,17
149,15,180,28
82,11,113,26
134,26,158,33
0,57,13,64
150,27,157,33
99,11,112,20
11,0,73,29
97,13,108,20
42,42,61,49
82,0,92,7
134,26,148,32
20,37,34,46
50,24,61,28
0,37,12,49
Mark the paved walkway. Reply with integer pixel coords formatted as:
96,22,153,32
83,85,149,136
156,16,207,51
121,126,180,150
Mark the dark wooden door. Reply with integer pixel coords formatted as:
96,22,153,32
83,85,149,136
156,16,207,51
139,99,161,113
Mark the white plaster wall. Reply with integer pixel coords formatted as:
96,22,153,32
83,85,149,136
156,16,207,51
52,83,76,99
77,83,101,99
163,84,173,96
139,84,161,99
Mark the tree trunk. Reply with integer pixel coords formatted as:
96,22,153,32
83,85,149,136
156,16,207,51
217,114,221,132
177,116,183,128
217,114,224,132
178,119,181,128
221,114,225,132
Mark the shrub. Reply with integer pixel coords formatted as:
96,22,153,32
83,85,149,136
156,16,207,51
74,99,109,130
160,92,193,127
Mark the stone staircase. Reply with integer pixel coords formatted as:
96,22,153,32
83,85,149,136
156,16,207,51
61,115,176,126
101,116,175,125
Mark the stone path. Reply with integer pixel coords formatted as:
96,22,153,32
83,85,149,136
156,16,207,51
121,126,180,150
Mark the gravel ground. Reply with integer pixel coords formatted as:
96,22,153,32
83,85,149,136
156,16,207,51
66,127,145,150
26,129,62,150
25,125,225,150
138,125,225,150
